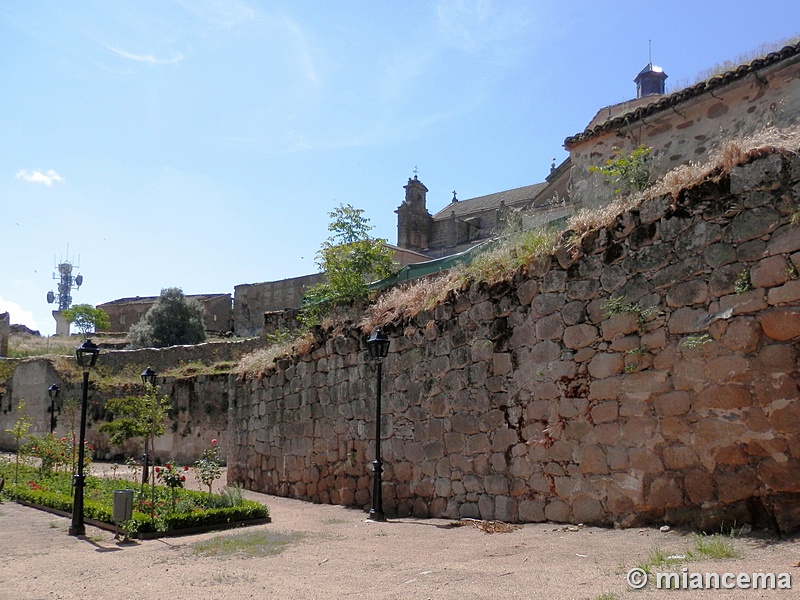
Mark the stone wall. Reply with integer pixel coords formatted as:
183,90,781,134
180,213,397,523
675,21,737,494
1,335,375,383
228,152,800,531
0,358,230,465
98,294,233,335
567,46,800,209
234,274,326,338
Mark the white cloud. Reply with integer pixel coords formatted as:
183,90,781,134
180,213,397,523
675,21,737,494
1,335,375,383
0,295,39,332
15,169,64,186
105,46,184,65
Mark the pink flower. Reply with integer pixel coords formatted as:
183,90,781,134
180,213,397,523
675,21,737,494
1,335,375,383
211,438,218,445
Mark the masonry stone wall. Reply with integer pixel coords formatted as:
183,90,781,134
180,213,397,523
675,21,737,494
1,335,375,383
228,152,800,531
234,274,325,337
0,352,243,464
568,49,800,209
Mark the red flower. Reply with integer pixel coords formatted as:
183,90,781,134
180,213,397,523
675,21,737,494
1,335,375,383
166,463,171,469
211,439,218,445
184,465,189,471
180,475,185,481
155,467,161,473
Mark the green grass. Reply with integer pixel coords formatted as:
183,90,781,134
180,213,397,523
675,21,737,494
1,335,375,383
693,532,741,560
322,517,348,525
636,532,741,575
192,530,304,558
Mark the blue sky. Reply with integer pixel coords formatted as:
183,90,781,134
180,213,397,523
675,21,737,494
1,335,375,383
2,1,798,336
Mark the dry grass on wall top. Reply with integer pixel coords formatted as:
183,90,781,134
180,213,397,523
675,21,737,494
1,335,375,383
569,125,800,239
237,125,800,381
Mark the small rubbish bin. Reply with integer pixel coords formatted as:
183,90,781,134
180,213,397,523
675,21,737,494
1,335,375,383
113,489,134,523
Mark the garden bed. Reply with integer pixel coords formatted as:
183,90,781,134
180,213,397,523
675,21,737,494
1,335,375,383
1,464,270,538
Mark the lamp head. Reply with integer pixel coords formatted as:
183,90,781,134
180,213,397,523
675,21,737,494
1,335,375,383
367,328,390,360
75,339,100,370
141,367,157,387
48,384,61,399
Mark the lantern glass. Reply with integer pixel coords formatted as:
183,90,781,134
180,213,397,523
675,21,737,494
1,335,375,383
48,384,60,399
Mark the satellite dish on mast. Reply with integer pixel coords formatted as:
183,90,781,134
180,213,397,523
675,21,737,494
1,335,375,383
75,274,83,288
47,290,55,304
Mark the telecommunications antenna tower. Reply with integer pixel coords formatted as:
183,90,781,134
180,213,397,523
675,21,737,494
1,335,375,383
46,245,83,312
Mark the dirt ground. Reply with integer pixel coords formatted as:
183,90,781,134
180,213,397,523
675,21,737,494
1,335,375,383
1,464,799,599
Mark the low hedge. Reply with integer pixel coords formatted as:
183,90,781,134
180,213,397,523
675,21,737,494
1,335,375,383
4,483,269,536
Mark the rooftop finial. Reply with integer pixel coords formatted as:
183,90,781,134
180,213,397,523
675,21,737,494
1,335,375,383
451,190,458,203
413,165,419,179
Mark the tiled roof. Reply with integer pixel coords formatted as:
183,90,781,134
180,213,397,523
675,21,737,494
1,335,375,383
431,182,548,221
564,41,800,149
99,294,228,306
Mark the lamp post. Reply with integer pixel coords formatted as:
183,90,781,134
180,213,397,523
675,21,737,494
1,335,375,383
366,328,390,522
69,338,99,536
48,384,61,434
140,367,156,485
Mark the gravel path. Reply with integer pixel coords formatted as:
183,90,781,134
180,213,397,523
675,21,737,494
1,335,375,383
1,464,798,599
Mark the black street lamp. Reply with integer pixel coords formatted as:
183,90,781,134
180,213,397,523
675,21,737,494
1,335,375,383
69,338,100,536
140,367,157,485
47,384,61,434
366,328,390,522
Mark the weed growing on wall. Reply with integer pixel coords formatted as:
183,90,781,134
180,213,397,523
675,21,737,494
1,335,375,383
589,145,653,196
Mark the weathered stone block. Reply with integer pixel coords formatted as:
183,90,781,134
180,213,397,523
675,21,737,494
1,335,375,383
726,207,783,243
519,499,546,522
601,313,638,340
668,307,707,334
675,220,723,259
760,307,800,340
600,264,628,293
767,224,800,255
639,194,671,224
666,281,709,307
751,255,790,289
591,400,618,424
683,470,715,504
589,377,621,400
768,280,800,305
588,353,624,379
563,323,599,349
653,391,691,416
718,289,768,315
535,313,564,340
492,427,519,452
579,445,608,474
572,493,606,524
730,154,783,194
704,242,737,268
662,445,700,469
516,279,539,305
646,473,684,508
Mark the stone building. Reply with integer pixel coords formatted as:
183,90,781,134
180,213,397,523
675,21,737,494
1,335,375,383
565,41,800,208
396,162,571,258
97,293,233,335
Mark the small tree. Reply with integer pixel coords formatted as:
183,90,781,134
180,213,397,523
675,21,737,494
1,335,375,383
6,400,32,484
300,204,396,325
99,384,170,490
128,287,206,348
62,304,111,337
